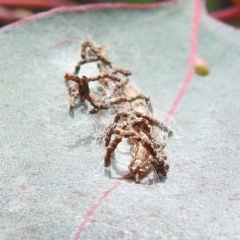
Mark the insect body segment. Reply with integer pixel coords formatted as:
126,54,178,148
65,41,172,183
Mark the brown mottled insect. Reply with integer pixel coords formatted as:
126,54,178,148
65,41,172,183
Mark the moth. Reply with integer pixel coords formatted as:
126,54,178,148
65,41,172,183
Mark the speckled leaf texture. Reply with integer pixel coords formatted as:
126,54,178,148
0,0,240,239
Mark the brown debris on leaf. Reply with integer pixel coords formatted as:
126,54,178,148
64,41,172,183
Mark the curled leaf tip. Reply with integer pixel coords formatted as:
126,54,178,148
194,57,210,76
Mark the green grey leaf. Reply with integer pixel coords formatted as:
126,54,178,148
0,0,240,239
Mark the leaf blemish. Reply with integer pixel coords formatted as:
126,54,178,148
194,57,210,76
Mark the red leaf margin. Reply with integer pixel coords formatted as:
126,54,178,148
0,0,179,32
0,0,76,10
